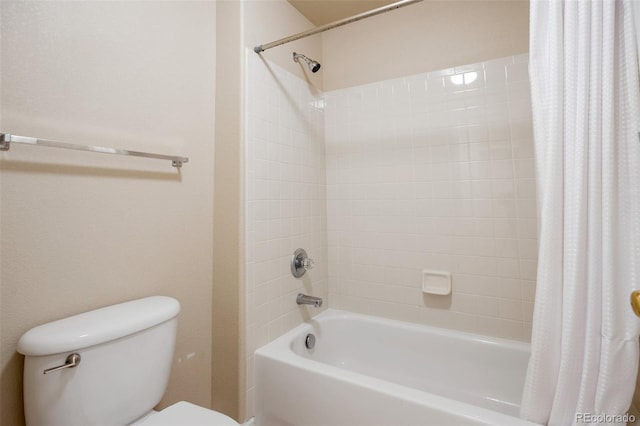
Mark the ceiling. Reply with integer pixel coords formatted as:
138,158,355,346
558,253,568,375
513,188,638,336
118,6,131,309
286,0,398,26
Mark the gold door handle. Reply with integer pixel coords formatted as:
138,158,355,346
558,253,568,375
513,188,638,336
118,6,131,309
631,291,640,318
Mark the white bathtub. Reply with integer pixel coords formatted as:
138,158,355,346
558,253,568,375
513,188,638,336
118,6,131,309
255,309,539,426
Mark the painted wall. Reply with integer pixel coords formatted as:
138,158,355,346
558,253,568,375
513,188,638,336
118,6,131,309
213,0,244,421
0,2,216,425
322,0,529,91
325,54,537,340
244,0,323,91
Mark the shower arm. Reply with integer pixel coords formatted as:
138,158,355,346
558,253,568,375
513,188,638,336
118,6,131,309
253,0,423,53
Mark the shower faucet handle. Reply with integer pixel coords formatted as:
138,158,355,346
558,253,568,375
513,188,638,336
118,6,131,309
291,248,314,278
302,257,315,270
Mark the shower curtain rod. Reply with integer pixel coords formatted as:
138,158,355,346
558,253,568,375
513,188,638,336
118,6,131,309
253,0,424,53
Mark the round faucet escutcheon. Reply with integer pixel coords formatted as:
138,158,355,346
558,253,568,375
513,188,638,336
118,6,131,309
291,248,314,278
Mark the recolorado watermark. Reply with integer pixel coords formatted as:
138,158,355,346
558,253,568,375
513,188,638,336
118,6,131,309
576,413,635,423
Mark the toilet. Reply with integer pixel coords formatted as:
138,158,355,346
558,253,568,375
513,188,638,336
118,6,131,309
17,296,239,426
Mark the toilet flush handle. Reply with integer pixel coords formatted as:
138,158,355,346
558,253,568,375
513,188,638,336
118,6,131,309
43,353,81,374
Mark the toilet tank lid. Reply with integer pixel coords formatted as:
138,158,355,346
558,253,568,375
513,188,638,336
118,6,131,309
17,296,181,356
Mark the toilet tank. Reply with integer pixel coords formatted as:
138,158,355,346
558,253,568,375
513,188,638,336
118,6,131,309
17,296,181,426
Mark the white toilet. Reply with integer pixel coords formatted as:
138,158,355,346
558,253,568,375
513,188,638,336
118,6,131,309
17,296,239,426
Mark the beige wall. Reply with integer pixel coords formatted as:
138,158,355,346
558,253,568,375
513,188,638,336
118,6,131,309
244,0,323,91
0,2,216,425
213,0,244,421
322,0,529,91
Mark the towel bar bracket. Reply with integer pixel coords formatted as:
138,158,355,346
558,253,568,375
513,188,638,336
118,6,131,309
0,134,10,151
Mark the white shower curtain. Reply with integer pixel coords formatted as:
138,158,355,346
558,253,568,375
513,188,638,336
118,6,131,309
521,1,640,425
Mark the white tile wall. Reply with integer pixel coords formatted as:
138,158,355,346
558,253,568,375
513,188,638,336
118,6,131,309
244,52,537,418
244,51,327,418
324,54,537,341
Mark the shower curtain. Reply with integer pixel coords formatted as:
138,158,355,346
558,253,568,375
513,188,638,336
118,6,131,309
521,1,640,425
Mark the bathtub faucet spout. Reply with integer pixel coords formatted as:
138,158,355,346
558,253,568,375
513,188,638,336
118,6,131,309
296,293,323,308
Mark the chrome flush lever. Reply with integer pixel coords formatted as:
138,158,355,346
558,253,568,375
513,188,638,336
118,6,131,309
43,353,81,374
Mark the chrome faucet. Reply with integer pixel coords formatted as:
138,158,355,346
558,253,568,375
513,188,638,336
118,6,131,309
291,248,314,278
296,293,323,308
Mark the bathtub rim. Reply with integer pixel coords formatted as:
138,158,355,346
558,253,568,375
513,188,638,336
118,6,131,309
255,308,538,426
262,308,531,356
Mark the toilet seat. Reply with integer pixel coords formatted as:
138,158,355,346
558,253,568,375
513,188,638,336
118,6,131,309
136,401,239,426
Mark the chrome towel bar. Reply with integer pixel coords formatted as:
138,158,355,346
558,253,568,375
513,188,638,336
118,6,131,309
0,133,188,168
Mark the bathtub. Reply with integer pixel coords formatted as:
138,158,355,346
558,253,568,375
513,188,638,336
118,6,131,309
254,309,539,426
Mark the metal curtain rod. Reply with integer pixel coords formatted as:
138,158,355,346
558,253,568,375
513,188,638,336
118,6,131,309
0,133,188,168
253,0,424,53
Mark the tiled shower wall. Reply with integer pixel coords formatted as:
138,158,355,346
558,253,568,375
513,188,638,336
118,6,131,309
244,51,327,417
324,54,537,341
244,52,536,416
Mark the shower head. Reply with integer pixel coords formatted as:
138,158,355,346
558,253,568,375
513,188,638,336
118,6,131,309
293,52,321,73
